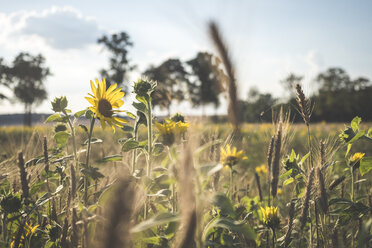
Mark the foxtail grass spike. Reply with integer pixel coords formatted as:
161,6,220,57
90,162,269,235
95,176,135,248
271,123,282,197
209,21,240,130
43,136,49,173
71,207,79,247
18,152,29,199
317,167,328,213
295,83,311,125
254,172,263,202
300,168,315,230
61,216,68,247
70,163,76,198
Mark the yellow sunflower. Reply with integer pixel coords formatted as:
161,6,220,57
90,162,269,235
85,78,128,131
220,144,247,168
154,120,190,146
261,206,280,229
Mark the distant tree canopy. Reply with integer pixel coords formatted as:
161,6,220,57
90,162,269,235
98,32,135,92
142,52,227,114
240,67,372,123
2,53,51,126
187,52,226,110
143,58,189,114
312,67,372,122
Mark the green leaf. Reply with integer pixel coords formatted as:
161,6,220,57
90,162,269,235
121,125,134,132
84,137,103,145
349,130,365,144
74,109,88,118
79,124,88,134
280,169,293,179
283,177,294,186
85,109,94,119
360,156,372,176
81,167,104,180
351,116,362,132
213,193,236,218
121,139,140,152
153,143,165,156
54,131,71,148
202,217,256,242
367,128,372,137
45,113,62,123
300,152,310,164
328,198,353,206
96,155,123,163
148,189,171,197
339,202,370,226
30,181,46,195
133,102,147,114
131,212,179,233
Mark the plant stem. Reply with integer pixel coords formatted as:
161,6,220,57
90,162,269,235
272,228,276,248
2,213,7,245
351,167,355,247
84,117,95,205
230,168,234,200
146,99,153,178
65,111,79,173
131,123,139,174
306,124,314,247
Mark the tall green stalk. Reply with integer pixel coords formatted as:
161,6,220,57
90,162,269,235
131,123,139,174
64,110,79,177
84,117,95,205
146,99,153,177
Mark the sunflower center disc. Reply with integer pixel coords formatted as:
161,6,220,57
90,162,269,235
98,99,113,117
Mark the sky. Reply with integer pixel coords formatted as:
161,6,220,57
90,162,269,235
0,0,371,115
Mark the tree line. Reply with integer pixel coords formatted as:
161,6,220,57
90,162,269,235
1,30,371,125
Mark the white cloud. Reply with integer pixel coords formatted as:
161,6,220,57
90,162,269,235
0,6,102,50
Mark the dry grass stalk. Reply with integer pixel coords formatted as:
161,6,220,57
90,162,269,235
295,83,311,126
175,146,197,248
284,200,296,247
316,167,328,214
61,216,68,247
18,152,29,199
51,198,58,223
209,21,240,130
329,176,346,191
300,168,315,230
43,136,49,174
70,163,76,198
320,140,325,167
71,207,79,247
271,123,282,197
254,172,263,202
95,176,136,248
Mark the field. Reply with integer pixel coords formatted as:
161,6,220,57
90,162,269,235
1,91,372,248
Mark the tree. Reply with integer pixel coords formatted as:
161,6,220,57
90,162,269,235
280,73,303,98
143,58,189,114
98,32,135,92
8,53,51,126
187,52,226,113
0,58,11,100
316,67,350,92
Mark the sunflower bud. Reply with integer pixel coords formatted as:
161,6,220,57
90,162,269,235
0,193,22,213
51,96,68,113
261,206,280,229
54,123,67,132
171,113,185,123
133,78,156,97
